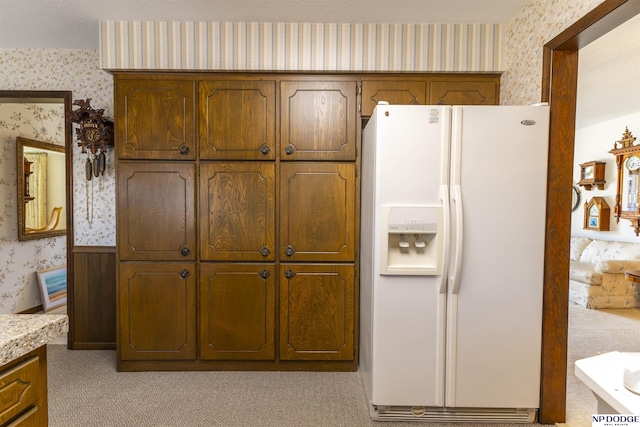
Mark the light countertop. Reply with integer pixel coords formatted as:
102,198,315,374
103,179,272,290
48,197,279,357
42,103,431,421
0,314,68,365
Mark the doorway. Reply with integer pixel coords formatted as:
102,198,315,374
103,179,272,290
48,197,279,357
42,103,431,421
540,0,640,422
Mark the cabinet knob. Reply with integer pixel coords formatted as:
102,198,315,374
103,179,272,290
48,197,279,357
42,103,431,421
284,245,295,256
180,246,191,257
259,269,271,279
179,145,190,155
179,269,191,279
284,269,295,279
259,246,271,257
284,145,295,155
260,144,271,155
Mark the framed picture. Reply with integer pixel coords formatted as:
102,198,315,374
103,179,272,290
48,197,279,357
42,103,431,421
36,265,67,312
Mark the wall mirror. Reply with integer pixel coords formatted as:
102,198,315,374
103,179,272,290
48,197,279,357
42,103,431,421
0,91,72,242
16,136,66,240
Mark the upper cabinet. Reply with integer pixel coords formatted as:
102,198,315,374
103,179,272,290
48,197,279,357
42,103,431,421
428,78,499,105
361,80,427,115
115,77,196,160
199,79,276,160
361,73,501,116
280,80,358,161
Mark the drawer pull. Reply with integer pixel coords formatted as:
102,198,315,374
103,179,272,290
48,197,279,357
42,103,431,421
260,144,271,155
179,145,190,155
180,246,191,257
259,269,270,279
284,269,295,279
179,269,190,279
259,246,270,257
284,145,295,155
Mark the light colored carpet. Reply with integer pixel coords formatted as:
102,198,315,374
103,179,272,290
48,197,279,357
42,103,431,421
565,303,640,427
46,303,639,426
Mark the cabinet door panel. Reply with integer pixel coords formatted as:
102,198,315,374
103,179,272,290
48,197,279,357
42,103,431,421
116,78,196,159
429,80,499,105
280,264,355,361
119,263,197,360
361,80,426,116
280,80,357,161
280,163,355,262
118,163,196,261
200,163,275,261
200,263,275,360
199,80,276,160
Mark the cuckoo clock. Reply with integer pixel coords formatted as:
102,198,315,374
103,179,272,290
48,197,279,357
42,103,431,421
67,99,114,179
609,127,640,235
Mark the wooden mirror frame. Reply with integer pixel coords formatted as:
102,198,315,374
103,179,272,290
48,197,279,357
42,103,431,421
540,0,640,422
16,136,67,240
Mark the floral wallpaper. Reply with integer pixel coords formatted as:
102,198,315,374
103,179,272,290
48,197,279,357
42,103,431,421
501,0,606,105
0,49,113,313
0,0,615,313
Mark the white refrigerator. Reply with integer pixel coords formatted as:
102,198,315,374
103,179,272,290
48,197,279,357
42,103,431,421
359,104,549,423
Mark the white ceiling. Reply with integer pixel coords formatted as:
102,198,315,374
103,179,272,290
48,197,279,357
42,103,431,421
0,0,637,128
576,13,640,129
0,0,528,49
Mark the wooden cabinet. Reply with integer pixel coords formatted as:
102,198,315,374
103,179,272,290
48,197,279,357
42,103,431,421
117,162,196,261
428,78,499,105
280,80,358,161
280,163,356,262
361,73,500,116
115,77,196,160
119,262,197,361
361,80,426,115
114,71,499,372
200,263,275,360
0,347,47,426
199,162,275,262
280,264,355,361
199,79,276,160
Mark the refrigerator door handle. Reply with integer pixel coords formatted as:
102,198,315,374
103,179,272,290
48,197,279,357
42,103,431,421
449,184,463,294
439,184,451,294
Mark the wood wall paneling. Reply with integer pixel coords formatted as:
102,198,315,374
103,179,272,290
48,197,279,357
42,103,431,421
71,246,116,349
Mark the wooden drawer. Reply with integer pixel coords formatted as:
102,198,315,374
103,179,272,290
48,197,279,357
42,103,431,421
6,406,39,427
0,356,39,425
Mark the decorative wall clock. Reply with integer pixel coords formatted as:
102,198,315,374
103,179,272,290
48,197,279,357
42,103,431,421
67,98,113,180
609,127,640,235
583,197,610,231
577,160,606,190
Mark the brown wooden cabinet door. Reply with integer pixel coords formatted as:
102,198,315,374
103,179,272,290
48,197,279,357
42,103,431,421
280,80,357,161
199,79,276,160
115,77,196,160
361,80,427,116
200,162,275,261
119,262,197,361
280,163,355,262
117,162,196,261
280,264,355,361
428,80,499,105
200,263,275,360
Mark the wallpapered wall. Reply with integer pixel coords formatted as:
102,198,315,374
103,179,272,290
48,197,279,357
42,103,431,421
0,49,114,312
0,0,609,313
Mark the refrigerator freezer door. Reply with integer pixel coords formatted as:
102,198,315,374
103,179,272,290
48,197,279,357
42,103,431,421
362,105,451,407
445,105,549,408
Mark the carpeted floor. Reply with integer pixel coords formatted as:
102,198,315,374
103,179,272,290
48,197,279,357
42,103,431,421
565,303,640,427
46,303,640,426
